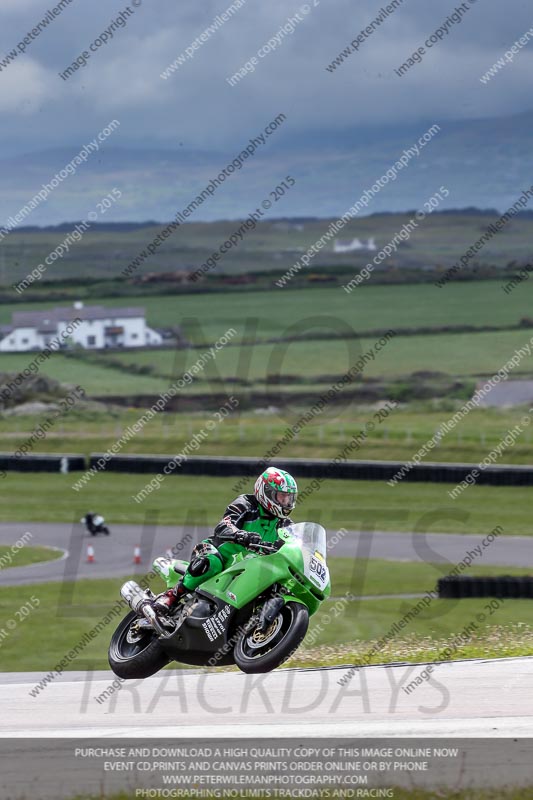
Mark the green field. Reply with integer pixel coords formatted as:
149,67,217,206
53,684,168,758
1,405,533,465
2,326,533,400
0,352,169,395
0,472,530,535
0,544,61,568
2,212,533,284
330,559,533,598
103,328,533,381
2,280,533,339
2,280,533,412
299,605,533,666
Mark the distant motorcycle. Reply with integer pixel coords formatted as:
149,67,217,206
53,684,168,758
81,513,110,536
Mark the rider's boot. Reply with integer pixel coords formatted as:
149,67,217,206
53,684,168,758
153,580,187,613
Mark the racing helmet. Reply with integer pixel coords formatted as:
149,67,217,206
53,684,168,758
254,467,298,518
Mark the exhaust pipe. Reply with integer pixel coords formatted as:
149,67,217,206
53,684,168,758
120,580,149,614
120,580,173,637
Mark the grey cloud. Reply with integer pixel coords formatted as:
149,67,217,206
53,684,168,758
0,0,531,157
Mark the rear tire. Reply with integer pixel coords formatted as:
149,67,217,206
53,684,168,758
108,610,169,679
234,601,309,674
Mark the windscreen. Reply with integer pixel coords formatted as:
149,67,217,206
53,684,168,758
280,522,327,560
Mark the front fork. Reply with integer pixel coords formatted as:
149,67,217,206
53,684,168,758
257,595,285,632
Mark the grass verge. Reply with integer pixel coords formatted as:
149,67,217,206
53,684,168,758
2,406,533,465
0,544,62,569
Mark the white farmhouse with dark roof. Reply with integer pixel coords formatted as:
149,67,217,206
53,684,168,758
0,302,163,352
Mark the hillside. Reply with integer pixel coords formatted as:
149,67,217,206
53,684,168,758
1,211,532,288
1,109,533,227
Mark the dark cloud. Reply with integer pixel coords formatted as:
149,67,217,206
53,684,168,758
0,0,531,157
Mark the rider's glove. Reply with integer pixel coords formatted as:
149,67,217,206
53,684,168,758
234,531,262,547
272,538,284,551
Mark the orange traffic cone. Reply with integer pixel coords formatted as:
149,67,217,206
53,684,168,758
133,545,142,565
87,545,95,564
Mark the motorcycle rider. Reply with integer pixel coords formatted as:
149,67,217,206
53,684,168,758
81,512,109,536
154,467,298,613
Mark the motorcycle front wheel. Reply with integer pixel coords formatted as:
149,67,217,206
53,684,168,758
233,601,309,674
108,610,169,679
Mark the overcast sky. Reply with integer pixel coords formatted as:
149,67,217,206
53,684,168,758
1,0,532,157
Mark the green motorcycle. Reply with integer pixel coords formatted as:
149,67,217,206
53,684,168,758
108,521,331,676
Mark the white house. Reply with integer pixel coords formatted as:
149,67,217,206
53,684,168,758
333,237,376,253
0,302,163,352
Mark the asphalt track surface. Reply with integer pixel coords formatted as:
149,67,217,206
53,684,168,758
1,521,531,586
1,658,533,738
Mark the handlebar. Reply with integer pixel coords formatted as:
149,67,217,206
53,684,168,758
247,541,281,554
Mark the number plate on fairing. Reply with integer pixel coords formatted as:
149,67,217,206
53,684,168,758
303,551,329,590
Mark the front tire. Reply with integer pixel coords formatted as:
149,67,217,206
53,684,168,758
234,601,309,674
108,610,169,679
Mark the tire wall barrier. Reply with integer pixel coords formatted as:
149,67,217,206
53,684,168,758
88,454,533,486
0,453,85,474
2,452,533,486
438,575,533,599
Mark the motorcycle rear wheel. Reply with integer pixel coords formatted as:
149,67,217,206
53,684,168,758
233,601,309,674
108,610,169,679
